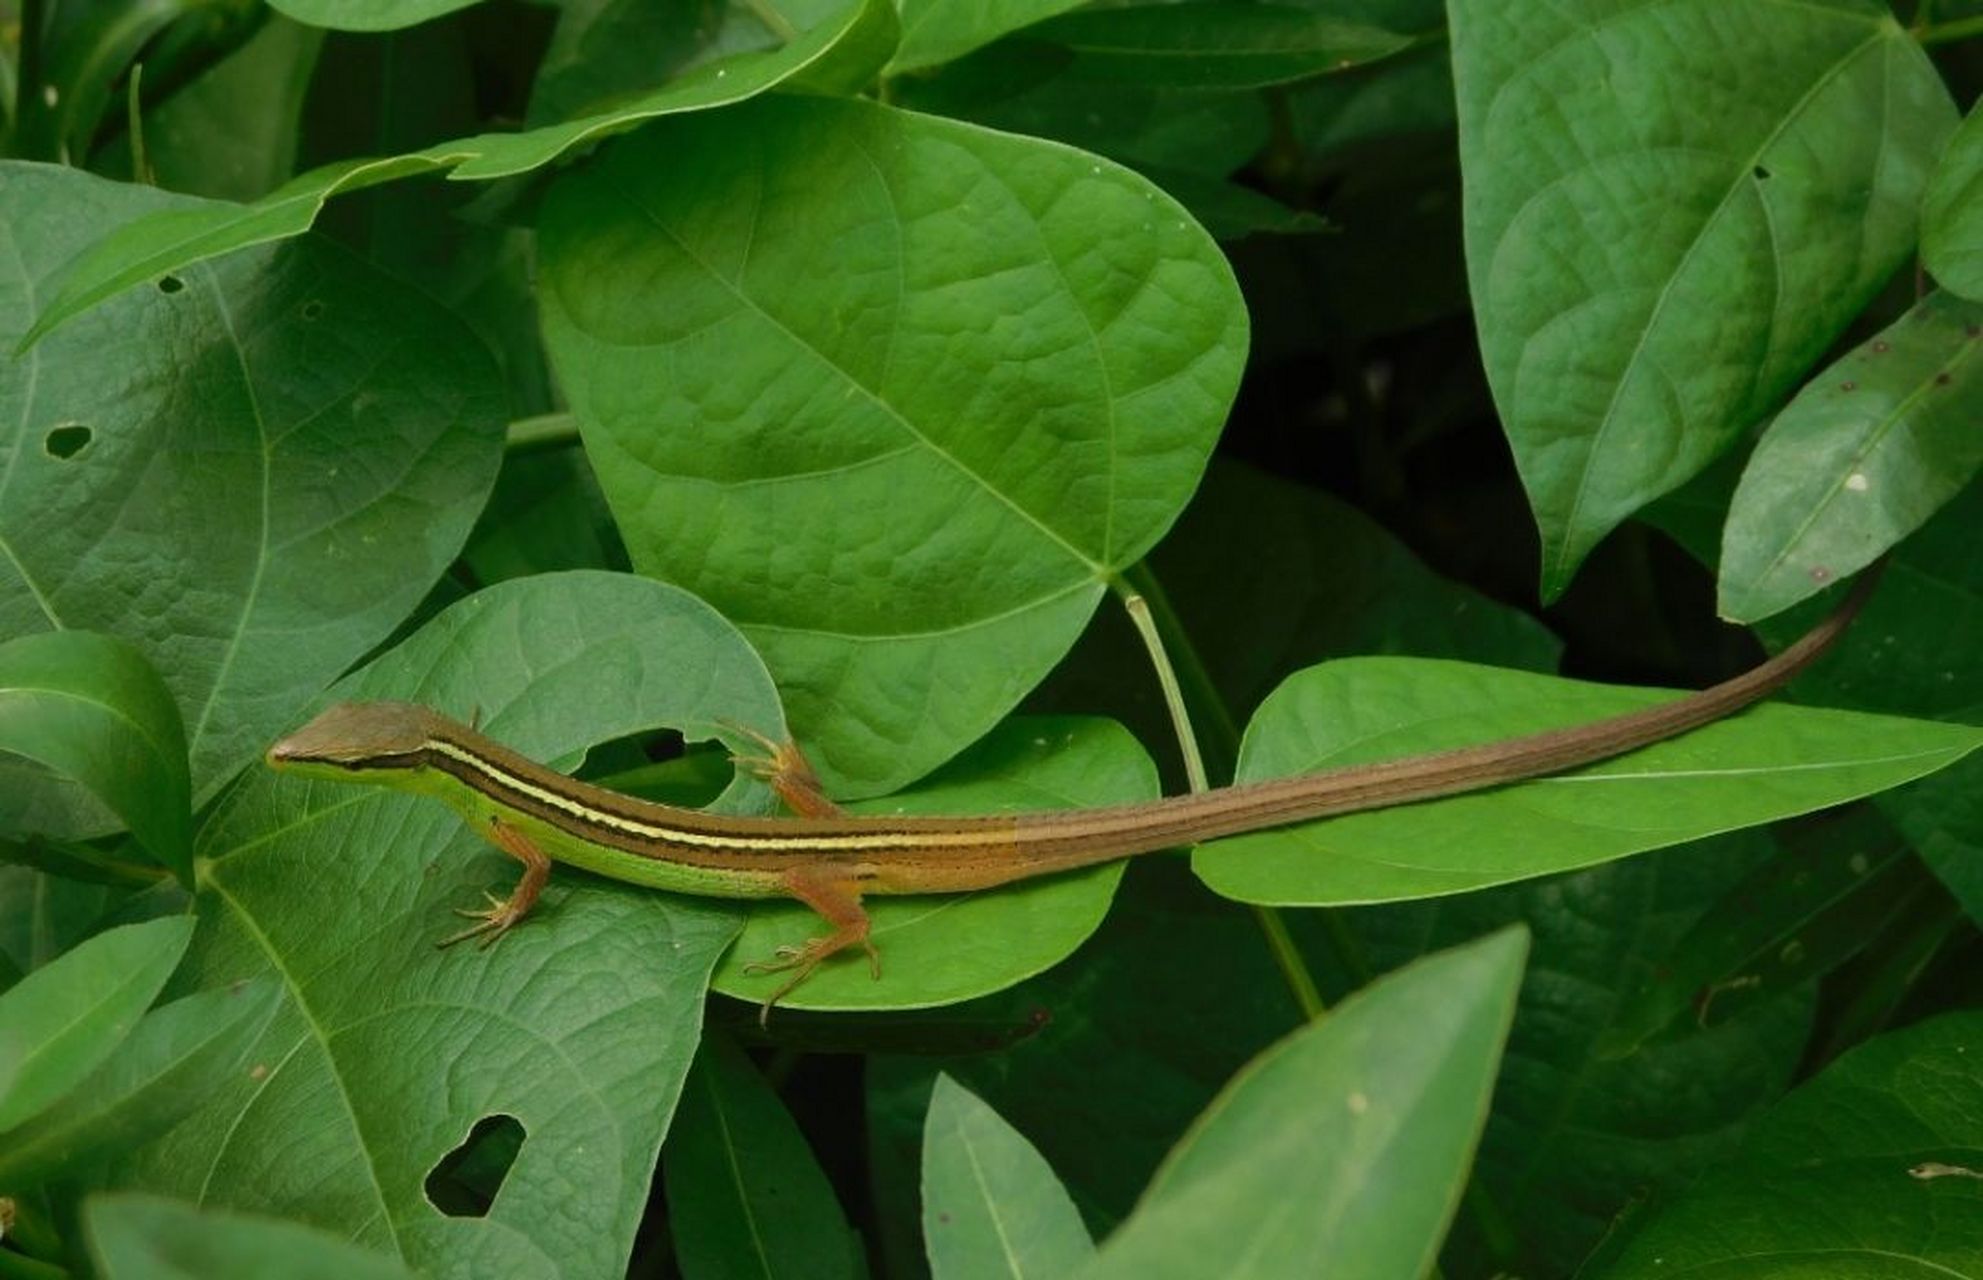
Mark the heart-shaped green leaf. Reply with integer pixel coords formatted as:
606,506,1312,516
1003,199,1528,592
1720,291,1983,621
0,631,190,880
710,717,1154,1013
1196,656,1982,904
539,95,1245,793
96,572,783,1278
1452,0,1957,597
1082,927,1527,1279
0,164,504,803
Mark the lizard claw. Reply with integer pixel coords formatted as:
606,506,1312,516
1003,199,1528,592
438,890,527,950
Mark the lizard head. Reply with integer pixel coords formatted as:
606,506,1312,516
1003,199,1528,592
266,701,443,777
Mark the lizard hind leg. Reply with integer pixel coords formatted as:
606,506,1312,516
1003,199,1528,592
744,866,880,1025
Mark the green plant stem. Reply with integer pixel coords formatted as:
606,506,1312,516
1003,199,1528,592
125,60,149,184
1111,566,1329,1021
1917,14,1983,44
505,411,581,455
1115,585,1208,793
1250,903,1326,1020
740,0,797,42
1118,560,1240,774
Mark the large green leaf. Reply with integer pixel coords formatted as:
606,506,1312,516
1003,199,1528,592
711,717,1149,1013
0,980,270,1190
0,631,190,880
532,0,893,124
889,0,1085,74
1353,834,1817,1277
539,95,1246,794
1083,928,1526,1279
1195,653,1981,904
1923,102,1983,300
1451,0,1956,598
0,916,191,1134
86,1193,418,1280
19,0,895,347
268,0,473,30
96,573,784,1280
1027,4,1411,90
663,1037,861,1280
1720,291,1983,622
1596,1012,1983,1278
922,1074,1095,1280
0,164,504,803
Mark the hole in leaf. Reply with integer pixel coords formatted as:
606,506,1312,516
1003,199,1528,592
1752,165,1771,181
44,424,92,459
579,728,727,808
301,299,325,321
157,275,184,294
425,1113,524,1218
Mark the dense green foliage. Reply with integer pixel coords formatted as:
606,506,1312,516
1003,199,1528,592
1,1,1980,1277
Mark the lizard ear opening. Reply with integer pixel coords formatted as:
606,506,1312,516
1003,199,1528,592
424,1113,525,1218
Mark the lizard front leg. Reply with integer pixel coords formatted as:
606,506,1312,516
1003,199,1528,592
437,815,550,949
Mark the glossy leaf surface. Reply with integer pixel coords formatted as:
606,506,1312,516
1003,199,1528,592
0,631,190,879
922,1074,1094,1280
0,164,504,802
1197,656,1980,903
1083,928,1526,1279
1452,0,1955,596
96,574,784,1280
540,95,1244,793
1721,292,1983,621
